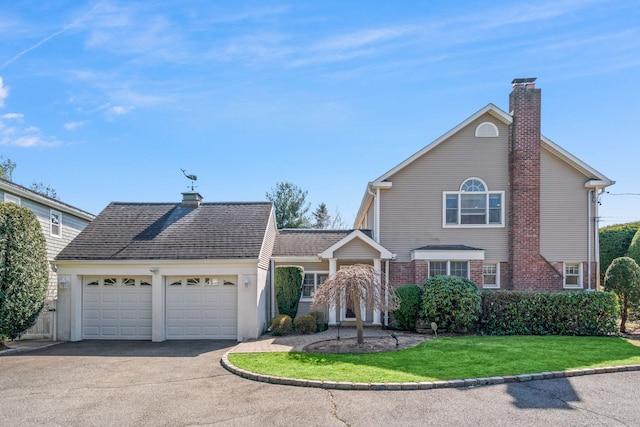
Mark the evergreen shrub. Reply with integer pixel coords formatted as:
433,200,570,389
294,314,316,334
270,314,293,336
391,284,423,330
275,266,304,319
480,291,618,336
422,276,481,332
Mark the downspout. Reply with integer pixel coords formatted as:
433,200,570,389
270,259,276,319
587,190,593,291
594,189,602,290
366,184,380,242
385,259,390,327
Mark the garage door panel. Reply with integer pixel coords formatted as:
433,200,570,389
166,279,237,340
83,277,152,340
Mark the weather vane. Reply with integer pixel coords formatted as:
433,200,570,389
180,168,198,191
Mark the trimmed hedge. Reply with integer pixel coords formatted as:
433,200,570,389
294,314,316,334
270,314,293,336
422,276,481,332
0,203,48,340
480,291,618,336
275,266,304,319
599,221,640,283
309,310,327,332
392,284,423,330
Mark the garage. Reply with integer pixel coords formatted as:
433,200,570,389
165,276,238,339
82,276,153,339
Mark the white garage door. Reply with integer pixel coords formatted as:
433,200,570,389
83,277,152,340
166,276,237,339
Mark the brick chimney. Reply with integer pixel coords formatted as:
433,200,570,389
181,192,202,208
508,78,558,290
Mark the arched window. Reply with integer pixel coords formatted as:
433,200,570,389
444,178,504,227
475,122,499,137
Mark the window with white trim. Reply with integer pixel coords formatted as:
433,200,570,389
444,178,504,227
50,209,61,237
482,263,500,289
429,261,469,279
475,122,499,137
301,272,329,300
4,194,20,204
564,263,583,289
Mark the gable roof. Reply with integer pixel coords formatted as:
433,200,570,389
273,229,373,258
319,229,393,259
355,103,614,227
56,202,273,261
0,178,95,221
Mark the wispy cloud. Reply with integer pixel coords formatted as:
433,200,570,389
64,121,85,130
2,112,23,120
1,2,102,70
0,123,59,147
0,77,8,107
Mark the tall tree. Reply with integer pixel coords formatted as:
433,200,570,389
312,202,331,229
0,203,48,340
604,256,640,333
266,182,310,229
30,182,59,200
312,264,399,344
0,155,16,181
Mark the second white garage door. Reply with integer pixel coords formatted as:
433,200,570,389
165,276,238,339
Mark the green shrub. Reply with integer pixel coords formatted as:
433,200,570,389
480,291,619,336
604,257,640,333
599,221,640,283
270,314,293,336
275,266,304,319
308,310,327,332
422,276,480,332
294,314,316,334
0,203,48,340
391,284,423,330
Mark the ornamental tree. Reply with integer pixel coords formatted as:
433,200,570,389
0,203,48,340
312,264,399,344
603,256,640,333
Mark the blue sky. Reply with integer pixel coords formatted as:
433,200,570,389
0,0,638,227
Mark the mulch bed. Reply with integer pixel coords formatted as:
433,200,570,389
302,333,432,354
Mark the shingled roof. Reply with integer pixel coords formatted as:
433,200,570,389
273,229,373,257
56,202,273,261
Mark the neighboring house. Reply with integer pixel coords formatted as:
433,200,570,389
55,193,276,342
0,178,94,338
54,78,614,341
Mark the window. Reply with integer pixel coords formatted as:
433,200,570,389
429,261,469,279
483,263,500,289
301,272,329,300
104,278,117,286
444,178,504,227
4,194,20,204
122,278,135,286
564,263,583,289
475,122,499,137
50,210,62,237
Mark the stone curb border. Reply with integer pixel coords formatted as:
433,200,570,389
221,351,640,391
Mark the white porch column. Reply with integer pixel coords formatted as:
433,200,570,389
329,258,338,325
69,274,82,341
151,271,165,342
373,259,382,325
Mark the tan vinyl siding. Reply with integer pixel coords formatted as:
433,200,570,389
540,149,589,260
273,261,329,271
334,238,380,259
258,211,277,270
379,114,510,262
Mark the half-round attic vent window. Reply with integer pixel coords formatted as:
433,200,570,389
475,122,499,137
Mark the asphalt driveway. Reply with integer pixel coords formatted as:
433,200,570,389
2,340,640,426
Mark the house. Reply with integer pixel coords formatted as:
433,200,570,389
0,178,94,338
54,194,276,341
54,78,614,341
352,78,613,297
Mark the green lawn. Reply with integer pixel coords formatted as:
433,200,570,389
228,336,640,383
